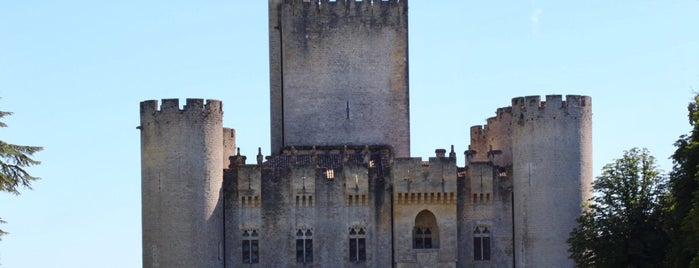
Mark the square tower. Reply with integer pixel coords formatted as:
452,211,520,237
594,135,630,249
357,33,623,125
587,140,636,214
269,0,410,157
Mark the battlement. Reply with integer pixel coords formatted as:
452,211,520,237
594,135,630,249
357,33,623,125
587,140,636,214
471,107,513,133
393,153,456,175
229,145,393,177
140,98,223,115
511,95,591,119
287,0,406,17
469,106,513,165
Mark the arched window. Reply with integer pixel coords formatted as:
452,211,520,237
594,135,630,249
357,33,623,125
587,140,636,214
349,227,366,262
296,228,313,263
413,210,439,249
242,229,259,264
474,226,491,261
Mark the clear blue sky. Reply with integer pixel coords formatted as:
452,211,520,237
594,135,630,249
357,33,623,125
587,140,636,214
1,1,698,267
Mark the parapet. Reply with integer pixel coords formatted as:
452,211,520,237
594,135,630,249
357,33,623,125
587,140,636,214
285,0,407,18
231,145,394,177
140,98,223,116
511,95,591,120
512,95,592,112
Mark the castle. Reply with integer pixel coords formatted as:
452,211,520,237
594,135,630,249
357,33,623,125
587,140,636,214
139,1,592,267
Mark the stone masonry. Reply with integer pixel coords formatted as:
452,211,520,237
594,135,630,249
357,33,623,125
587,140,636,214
139,1,593,267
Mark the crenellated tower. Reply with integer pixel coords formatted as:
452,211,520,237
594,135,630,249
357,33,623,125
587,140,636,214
139,99,234,268
510,95,592,267
269,0,410,157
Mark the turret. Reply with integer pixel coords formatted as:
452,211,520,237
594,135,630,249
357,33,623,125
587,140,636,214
139,99,227,268
510,95,592,267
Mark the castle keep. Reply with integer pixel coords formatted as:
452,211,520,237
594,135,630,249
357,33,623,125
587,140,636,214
139,1,592,267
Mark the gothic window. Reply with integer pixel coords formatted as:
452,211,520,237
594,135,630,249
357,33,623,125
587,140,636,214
296,229,313,263
242,230,259,264
349,227,367,262
413,227,434,249
474,226,491,261
412,210,439,249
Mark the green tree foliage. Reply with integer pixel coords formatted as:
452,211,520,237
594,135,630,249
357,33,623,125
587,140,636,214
568,148,669,267
666,95,699,267
0,109,42,240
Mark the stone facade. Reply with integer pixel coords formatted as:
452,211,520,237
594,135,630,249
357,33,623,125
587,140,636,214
139,1,593,267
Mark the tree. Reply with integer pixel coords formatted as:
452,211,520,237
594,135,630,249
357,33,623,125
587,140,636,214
0,109,42,240
568,148,669,267
666,95,699,267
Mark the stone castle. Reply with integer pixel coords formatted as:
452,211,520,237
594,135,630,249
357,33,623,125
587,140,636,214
139,0,592,267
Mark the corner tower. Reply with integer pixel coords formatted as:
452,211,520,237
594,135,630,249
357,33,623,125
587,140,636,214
511,95,592,267
269,0,410,157
139,99,228,268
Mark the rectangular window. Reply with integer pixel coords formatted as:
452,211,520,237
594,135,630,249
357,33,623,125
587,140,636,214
474,226,491,261
296,229,313,263
243,240,250,263
349,228,367,262
358,238,366,261
349,238,357,261
305,239,313,263
482,237,490,260
413,227,434,249
415,235,424,249
242,230,259,264
296,239,304,263
474,237,482,260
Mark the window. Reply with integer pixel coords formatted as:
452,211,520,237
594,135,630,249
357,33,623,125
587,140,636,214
413,210,439,249
242,230,259,264
326,169,334,179
296,229,313,263
349,227,366,262
474,226,491,261
413,227,434,249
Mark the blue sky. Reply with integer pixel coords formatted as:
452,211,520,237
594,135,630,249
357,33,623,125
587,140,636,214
1,1,698,267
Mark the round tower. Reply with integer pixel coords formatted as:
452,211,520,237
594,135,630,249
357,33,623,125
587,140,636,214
511,95,592,267
140,98,225,268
